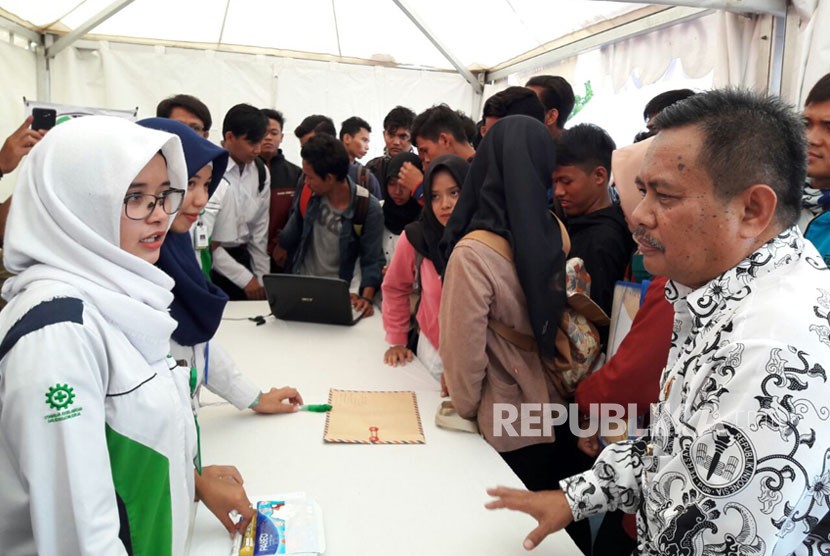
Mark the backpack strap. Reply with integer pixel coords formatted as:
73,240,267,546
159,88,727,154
352,185,370,236
254,157,267,193
355,162,369,189
487,320,536,352
461,223,598,400
461,218,568,260
462,229,513,262
460,230,535,350
552,211,571,257
298,179,368,233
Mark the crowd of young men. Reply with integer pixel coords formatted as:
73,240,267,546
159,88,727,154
140,72,830,555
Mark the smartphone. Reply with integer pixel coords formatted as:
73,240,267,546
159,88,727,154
31,108,57,131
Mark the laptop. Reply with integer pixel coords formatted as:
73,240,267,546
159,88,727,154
263,274,365,326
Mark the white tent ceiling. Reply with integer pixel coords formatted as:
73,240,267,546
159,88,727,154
0,1,655,71
0,0,787,74
0,0,819,200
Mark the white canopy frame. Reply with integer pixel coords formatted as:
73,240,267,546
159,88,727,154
0,0,797,105
609,0,786,16
0,0,825,200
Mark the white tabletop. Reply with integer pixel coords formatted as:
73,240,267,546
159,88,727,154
188,301,581,555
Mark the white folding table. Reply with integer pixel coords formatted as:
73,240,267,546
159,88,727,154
187,301,582,555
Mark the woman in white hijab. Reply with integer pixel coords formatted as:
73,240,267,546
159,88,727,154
0,116,197,555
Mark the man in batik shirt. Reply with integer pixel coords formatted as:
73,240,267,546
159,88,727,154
487,89,830,555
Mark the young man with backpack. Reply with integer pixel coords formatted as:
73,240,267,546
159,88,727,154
277,134,385,316
339,116,382,199
211,103,271,300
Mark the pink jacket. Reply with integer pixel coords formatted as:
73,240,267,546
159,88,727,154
381,232,442,350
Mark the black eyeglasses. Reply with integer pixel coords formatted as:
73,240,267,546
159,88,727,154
123,189,185,220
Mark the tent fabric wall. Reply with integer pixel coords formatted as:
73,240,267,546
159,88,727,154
712,11,772,90
273,59,474,164
0,41,36,114
46,41,473,165
0,40,37,197
601,13,716,91
480,13,721,148
787,0,830,106
489,13,717,95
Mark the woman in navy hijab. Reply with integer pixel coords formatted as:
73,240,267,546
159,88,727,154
140,117,305,536
140,117,303,416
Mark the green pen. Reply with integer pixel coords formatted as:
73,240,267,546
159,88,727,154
301,404,332,413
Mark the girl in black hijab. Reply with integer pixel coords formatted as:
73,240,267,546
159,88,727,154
381,155,469,381
438,117,587,518
441,116,567,357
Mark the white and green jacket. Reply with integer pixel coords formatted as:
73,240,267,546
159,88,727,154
0,282,197,556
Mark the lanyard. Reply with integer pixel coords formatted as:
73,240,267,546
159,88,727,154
188,365,202,475
204,342,210,386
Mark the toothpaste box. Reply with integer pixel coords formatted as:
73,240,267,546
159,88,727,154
254,501,287,555
244,493,325,556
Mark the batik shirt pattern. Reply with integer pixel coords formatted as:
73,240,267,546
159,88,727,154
561,227,830,555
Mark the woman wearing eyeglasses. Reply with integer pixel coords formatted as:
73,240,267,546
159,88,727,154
0,116,196,555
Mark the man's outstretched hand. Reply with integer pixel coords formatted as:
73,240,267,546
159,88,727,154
484,487,574,551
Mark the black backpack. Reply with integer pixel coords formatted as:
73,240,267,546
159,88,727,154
254,157,267,193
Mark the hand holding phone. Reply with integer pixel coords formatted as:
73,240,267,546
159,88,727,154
31,108,57,131
0,116,46,174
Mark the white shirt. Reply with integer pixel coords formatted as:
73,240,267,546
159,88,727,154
170,340,260,411
561,227,830,555
382,226,401,265
212,158,271,288
199,177,236,243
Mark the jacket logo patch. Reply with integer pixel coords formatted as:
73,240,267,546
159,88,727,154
682,422,755,497
44,383,83,423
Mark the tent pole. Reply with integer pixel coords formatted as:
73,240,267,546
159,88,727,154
35,35,52,102
46,0,136,59
0,14,48,100
767,13,786,95
391,0,483,95
597,0,786,17
470,74,484,120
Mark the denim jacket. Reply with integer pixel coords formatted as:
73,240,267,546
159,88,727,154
278,177,385,291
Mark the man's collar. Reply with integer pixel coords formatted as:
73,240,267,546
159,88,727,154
666,227,804,328
259,150,285,165
226,156,241,172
